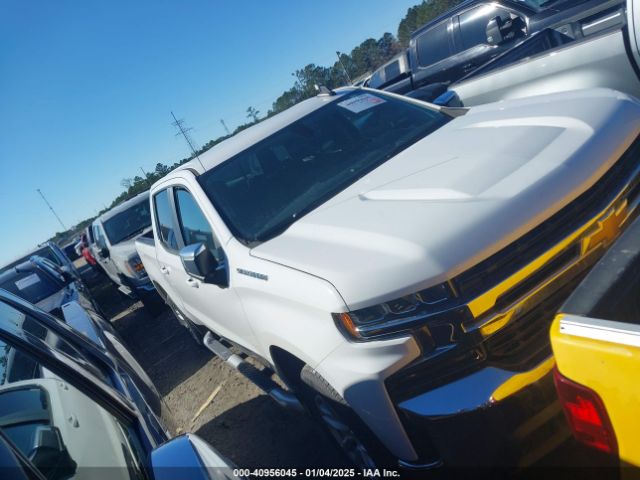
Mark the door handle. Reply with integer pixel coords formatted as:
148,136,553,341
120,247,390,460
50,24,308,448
160,266,170,275
186,278,199,288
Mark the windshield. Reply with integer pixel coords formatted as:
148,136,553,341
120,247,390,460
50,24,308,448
0,269,60,304
199,91,449,245
103,200,151,245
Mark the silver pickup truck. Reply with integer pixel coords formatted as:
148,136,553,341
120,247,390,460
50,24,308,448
437,0,640,106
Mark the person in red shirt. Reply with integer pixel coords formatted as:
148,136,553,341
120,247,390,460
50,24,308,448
79,234,97,266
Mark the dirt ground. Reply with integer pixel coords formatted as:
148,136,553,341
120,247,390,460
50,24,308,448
80,260,608,473
86,271,343,468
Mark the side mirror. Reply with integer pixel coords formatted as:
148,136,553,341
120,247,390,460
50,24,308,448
28,426,77,479
179,243,226,286
99,247,110,259
151,433,237,480
486,16,505,46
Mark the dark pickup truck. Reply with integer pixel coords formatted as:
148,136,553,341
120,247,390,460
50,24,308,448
368,0,612,101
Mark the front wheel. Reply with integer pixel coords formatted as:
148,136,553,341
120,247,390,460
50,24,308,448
299,365,394,471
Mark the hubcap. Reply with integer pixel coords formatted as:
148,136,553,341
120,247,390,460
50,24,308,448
314,395,377,470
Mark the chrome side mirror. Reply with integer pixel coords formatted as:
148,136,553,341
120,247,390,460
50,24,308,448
179,243,227,286
179,243,217,281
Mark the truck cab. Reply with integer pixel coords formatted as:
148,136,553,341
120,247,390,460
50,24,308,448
372,0,610,102
137,86,640,470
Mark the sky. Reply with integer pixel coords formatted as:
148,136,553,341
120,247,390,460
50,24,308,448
0,0,419,265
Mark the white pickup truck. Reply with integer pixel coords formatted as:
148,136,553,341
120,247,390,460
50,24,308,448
438,0,640,107
136,87,640,470
91,191,162,312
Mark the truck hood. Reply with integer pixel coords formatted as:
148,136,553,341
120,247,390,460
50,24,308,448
109,227,153,261
251,89,640,309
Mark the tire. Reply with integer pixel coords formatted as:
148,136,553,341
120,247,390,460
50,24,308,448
299,365,396,471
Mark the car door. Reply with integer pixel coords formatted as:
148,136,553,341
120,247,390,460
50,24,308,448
168,184,258,351
150,187,188,312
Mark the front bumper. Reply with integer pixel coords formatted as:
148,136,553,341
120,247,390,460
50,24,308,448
395,358,568,468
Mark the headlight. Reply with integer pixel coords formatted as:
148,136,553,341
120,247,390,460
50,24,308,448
333,282,471,342
126,255,147,278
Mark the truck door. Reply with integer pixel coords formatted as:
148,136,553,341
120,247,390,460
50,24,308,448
411,20,458,86
147,188,186,311
166,185,258,351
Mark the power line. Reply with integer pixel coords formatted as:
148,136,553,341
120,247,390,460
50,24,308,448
171,111,205,171
336,51,352,85
36,189,67,231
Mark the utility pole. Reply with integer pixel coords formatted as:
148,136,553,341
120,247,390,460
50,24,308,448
36,189,67,231
220,119,230,135
171,111,205,170
336,51,352,85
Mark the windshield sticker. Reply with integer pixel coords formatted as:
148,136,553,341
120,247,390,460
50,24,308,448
15,273,41,290
337,93,386,114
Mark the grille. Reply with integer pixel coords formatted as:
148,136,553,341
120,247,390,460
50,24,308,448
453,136,640,299
484,268,587,369
386,272,585,403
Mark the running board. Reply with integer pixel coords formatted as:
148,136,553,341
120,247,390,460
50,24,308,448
203,332,304,412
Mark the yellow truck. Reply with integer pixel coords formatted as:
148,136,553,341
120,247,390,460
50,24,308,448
551,214,640,469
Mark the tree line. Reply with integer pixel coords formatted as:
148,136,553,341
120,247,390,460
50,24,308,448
49,0,462,246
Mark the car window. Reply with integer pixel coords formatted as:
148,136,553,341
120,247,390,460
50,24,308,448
458,5,502,50
0,339,147,480
0,269,60,304
93,225,107,249
384,61,401,82
174,189,219,255
199,91,449,245
416,22,451,67
102,200,151,245
153,189,178,251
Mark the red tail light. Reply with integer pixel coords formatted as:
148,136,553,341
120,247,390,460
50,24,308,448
553,366,618,455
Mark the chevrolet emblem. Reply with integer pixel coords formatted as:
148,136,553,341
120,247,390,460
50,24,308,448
581,200,629,254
